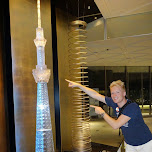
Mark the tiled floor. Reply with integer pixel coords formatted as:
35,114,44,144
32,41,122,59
90,116,152,150
91,142,118,152
143,117,152,132
90,119,123,148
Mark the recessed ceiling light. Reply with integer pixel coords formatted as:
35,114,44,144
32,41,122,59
94,17,97,19
88,6,90,9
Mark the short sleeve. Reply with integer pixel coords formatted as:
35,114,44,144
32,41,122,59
105,96,117,110
122,103,139,119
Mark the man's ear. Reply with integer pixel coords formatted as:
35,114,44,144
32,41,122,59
124,91,126,97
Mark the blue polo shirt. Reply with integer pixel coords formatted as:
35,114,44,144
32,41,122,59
105,97,152,146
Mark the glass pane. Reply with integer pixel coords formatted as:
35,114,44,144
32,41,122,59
88,66,124,148
142,68,150,115
127,66,151,116
128,67,141,103
106,66,126,96
88,66,105,91
88,66,105,117
150,67,152,115
106,66,125,116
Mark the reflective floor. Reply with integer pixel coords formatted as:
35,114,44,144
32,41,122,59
90,118,123,148
90,117,152,149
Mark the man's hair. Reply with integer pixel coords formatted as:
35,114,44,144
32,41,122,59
110,80,126,91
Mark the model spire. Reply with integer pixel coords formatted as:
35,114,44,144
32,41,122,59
32,0,55,151
37,0,41,28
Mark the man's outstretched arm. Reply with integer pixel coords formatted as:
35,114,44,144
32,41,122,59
65,79,106,104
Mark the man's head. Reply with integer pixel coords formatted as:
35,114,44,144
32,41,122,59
110,80,126,104
110,80,126,91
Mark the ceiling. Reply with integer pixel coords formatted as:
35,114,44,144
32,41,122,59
55,0,102,23
56,0,152,66
85,0,152,66
86,33,152,66
94,0,152,18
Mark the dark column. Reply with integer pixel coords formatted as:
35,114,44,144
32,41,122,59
149,66,151,115
1,0,16,152
125,66,129,98
50,0,61,151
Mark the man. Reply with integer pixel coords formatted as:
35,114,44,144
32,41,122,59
65,79,152,152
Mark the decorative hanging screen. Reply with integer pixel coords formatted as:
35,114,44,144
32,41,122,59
68,20,92,152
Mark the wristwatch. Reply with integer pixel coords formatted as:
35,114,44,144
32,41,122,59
101,112,105,118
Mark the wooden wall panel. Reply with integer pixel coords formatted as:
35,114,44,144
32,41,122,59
56,8,76,151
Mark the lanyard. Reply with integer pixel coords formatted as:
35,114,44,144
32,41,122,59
118,101,133,117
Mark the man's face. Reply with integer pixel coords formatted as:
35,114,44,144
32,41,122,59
110,85,126,104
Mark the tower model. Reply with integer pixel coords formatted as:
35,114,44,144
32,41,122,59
32,0,55,151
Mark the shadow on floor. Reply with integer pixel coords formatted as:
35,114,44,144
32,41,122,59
91,142,118,152
64,142,118,152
